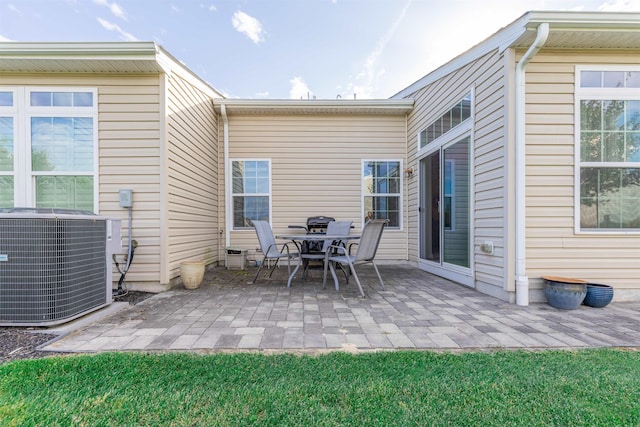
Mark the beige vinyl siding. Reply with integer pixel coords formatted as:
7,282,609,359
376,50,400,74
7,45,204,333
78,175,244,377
0,73,163,287
166,73,219,282
223,114,408,261
524,51,640,297
405,49,509,297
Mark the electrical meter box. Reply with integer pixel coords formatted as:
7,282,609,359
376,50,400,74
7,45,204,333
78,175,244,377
119,189,133,208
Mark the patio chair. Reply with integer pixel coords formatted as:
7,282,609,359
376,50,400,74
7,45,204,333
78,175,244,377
323,219,387,297
300,220,353,281
252,220,298,284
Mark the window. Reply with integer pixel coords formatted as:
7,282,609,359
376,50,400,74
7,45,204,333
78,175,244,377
0,88,97,211
419,93,471,149
363,160,401,228
577,68,640,231
231,159,270,229
0,91,15,207
443,160,454,230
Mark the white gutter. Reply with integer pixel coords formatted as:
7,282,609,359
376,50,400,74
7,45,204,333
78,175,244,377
221,104,231,248
514,22,549,306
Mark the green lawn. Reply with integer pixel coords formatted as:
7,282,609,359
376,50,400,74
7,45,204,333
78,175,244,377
1,349,639,426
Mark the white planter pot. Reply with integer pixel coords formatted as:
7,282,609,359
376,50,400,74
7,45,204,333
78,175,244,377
180,260,205,289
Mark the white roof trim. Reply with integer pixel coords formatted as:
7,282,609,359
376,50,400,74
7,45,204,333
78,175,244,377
392,10,640,99
0,41,159,59
215,99,414,115
0,41,223,99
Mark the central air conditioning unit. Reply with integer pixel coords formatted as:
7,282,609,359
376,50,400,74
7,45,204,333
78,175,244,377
0,208,122,326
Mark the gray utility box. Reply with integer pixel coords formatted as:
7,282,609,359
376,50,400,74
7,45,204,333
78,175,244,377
226,247,247,270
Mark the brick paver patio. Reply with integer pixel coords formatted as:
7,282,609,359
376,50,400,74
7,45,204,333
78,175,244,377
43,265,640,354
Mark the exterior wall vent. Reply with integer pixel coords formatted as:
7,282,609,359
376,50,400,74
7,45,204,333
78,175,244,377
0,208,121,326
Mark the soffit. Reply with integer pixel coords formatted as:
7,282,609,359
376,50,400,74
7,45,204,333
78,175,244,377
393,11,640,99
0,42,165,74
510,29,640,50
215,99,414,115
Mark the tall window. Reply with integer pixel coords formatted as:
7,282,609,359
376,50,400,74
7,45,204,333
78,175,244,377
0,91,15,207
577,68,640,231
0,88,97,211
363,160,401,228
231,159,270,229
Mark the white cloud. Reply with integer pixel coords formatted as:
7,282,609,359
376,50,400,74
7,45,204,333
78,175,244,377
0,34,14,41
8,4,22,16
343,0,411,99
598,0,640,11
232,11,265,44
97,17,138,41
289,76,313,100
255,90,269,98
93,0,127,20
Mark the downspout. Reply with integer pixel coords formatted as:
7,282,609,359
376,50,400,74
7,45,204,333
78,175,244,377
514,22,549,306
221,103,231,248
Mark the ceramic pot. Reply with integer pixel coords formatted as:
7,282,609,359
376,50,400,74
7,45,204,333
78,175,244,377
542,276,587,310
180,260,205,289
583,283,614,308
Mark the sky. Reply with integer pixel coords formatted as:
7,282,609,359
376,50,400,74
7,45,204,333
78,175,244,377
0,0,639,99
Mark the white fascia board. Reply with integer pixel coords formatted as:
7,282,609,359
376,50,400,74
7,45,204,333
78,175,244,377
392,10,640,100
214,98,414,114
0,41,159,60
0,41,224,99
155,45,224,99
391,12,532,99
526,10,640,30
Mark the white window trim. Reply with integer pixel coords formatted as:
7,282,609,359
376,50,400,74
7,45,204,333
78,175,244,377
229,158,272,231
0,89,17,208
416,86,475,282
361,159,403,230
0,87,98,211
418,92,472,151
0,88,17,178
574,65,640,234
417,109,473,160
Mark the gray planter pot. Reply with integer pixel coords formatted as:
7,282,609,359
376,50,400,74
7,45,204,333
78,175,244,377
542,276,587,310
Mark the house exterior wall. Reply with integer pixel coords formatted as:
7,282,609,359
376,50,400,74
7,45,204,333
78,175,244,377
165,72,220,286
524,50,640,301
404,49,512,301
222,113,409,264
0,73,165,289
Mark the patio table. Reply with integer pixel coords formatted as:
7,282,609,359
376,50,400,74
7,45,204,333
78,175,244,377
276,233,360,288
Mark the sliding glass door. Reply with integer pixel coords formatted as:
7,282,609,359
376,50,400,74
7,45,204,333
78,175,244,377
420,136,471,281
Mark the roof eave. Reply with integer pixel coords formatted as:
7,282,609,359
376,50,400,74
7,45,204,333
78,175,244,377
392,10,640,99
0,41,224,99
526,10,640,30
0,41,160,61
214,99,414,115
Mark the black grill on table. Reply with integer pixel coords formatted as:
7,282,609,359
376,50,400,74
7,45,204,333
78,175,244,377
288,216,335,252
305,216,335,234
